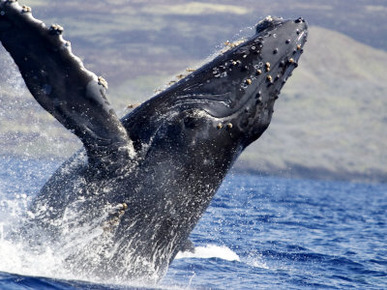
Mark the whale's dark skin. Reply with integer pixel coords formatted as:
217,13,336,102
0,0,308,283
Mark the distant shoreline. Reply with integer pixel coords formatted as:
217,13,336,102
2,154,385,185
233,163,387,185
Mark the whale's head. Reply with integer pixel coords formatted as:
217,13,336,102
207,16,308,147
124,16,308,171
176,16,308,148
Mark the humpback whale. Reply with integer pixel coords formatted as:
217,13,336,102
0,0,308,283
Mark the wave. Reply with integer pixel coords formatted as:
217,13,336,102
176,244,240,262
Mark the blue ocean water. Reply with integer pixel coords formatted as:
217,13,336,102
0,157,386,289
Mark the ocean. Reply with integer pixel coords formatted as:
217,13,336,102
0,157,386,289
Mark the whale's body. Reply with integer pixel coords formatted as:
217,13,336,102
0,0,308,283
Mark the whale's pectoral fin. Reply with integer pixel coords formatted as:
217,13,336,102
0,1,133,166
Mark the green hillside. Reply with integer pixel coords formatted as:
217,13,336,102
0,1,386,182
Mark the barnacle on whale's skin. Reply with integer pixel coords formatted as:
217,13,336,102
223,39,246,52
98,76,109,89
49,24,64,35
127,103,141,109
21,5,30,13
265,62,271,72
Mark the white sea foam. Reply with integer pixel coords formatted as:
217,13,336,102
0,189,67,278
176,244,240,262
176,243,271,270
0,186,163,287
243,253,270,269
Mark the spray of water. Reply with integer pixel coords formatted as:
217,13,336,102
0,47,26,97
0,154,170,287
176,244,240,262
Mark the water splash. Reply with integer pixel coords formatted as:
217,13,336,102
0,179,68,278
176,244,240,262
0,46,27,97
0,158,126,285
0,186,157,287
243,252,270,269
